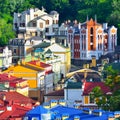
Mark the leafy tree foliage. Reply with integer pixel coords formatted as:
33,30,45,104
0,0,120,46
0,19,15,46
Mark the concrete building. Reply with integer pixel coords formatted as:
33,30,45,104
66,18,117,60
13,7,59,39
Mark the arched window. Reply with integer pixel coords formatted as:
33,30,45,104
90,27,94,50
90,27,93,34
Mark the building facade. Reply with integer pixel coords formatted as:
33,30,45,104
0,47,12,69
67,18,117,60
8,36,43,63
13,7,59,39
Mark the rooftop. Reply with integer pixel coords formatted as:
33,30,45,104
83,82,111,95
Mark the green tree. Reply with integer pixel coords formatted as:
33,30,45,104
91,86,108,110
0,19,15,46
104,66,120,111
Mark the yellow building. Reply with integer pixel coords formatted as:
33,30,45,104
4,63,45,102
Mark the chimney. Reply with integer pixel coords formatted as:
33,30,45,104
83,108,92,115
8,74,11,78
62,113,69,120
84,70,87,79
31,55,34,61
36,61,40,66
7,106,12,111
86,15,89,22
2,94,6,101
22,58,25,65
91,56,96,67
92,110,102,116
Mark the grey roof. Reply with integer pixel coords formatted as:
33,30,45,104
28,36,44,41
33,41,50,49
50,11,58,15
66,72,101,82
9,38,25,45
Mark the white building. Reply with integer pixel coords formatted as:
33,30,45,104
0,47,12,69
45,43,71,77
13,7,59,39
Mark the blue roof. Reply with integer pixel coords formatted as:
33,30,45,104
26,105,48,115
25,104,117,120
50,105,114,120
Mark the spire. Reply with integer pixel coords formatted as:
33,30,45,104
95,14,97,23
86,15,89,22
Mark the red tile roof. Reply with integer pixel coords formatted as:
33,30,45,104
0,104,31,119
0,91,36,105
0,73,27,88
28,60,53,74
28,60,51,68
83,82,111,95
0,73,17,82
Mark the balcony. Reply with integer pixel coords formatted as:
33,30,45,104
18,27,26,32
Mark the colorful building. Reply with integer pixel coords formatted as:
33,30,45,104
64,68,111,108
44,43,71,77
66,18,117,60
8,36,43,63
0,73,29,96
32,41,71,78
4,60,54,102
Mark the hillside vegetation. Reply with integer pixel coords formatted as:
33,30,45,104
0,0,120,46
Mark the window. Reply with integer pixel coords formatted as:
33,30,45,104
34,14,38,17
90,27,94,45
33,21,36,27
40,23,43,28
90,27,93,34
90,36,93,42
14,23,17,27
45,28,49,33
35,32,37,36
91,45,93,50
53,20,55,24
13,49,16,54
56,20,58,24
46,20,49,25
84,96,89,104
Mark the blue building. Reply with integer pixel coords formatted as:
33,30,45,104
24,104,120,120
